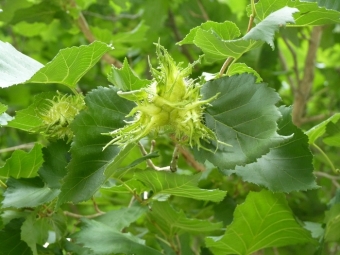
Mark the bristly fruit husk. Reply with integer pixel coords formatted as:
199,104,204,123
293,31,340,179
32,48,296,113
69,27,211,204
38,92,85,142
103,43,223,150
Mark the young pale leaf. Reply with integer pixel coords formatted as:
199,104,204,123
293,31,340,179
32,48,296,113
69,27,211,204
225,106,318,192
135,170,226,202
195,74,285,170
57,86,134,205
73,218,163,255
206,190,314,255
147,201,222,238
28,42,113,89
243,6,299,49
108,58,150,91
0,40,43,88
38,140,70,189
251,0,340,26
305,113,340,144
2,177,59,208
226,63,262,82
0,102,12,126
0,143,43,179
0,219,32,255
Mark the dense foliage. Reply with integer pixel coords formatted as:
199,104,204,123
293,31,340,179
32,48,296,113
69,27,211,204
1,0,340,254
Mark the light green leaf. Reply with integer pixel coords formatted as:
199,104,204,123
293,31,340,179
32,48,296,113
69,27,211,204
226,63,262,82
73,218,163,255
2,177,59,208
0,102,13,126
0,102,7,113
323,121,340,147
57,86,134,205
108,58,150,91
0,219,32,255
302,0,340,12
0,40,43,88
251,0,340,26
206,190,314,255
324,203,340,242
305,113,340,144
243,6,299,49
195,74,285,170
135,170,226,202
225,106,318,192
148,201,222,238
0,143,43,179
28,42,113,89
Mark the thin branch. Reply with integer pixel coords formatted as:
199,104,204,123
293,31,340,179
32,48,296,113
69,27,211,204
313,143,338,174
138,141,171,171
219,57,234,77
292,26,323,127
170,144,180,172
0,142,35,154
281,35,300,87
278,47,296,94
315,171,340,188
196,0,209,21
177,146,205,172
0,179,7,189
91,197,103,214
63,211,104,219
300,113,334,125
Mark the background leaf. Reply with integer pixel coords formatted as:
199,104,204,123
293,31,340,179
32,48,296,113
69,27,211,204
206,190,315,255
135,170,227,202
226,63,262,82
225,106,318,192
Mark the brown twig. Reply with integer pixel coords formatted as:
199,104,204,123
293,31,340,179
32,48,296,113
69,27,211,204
0,142,35,153
196,0,209,21
63,211,104,219
315,171,340,188
91,197,103,214
292,26,323,127
281,35,300,89
219,57,234,77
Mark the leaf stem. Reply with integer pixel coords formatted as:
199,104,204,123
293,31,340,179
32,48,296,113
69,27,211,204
63,211,104,219
0,179,7,189
312,143,338,173
0,142,35,153
219,57,234,77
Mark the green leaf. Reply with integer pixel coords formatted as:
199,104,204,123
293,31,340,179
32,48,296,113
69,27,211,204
225,106,318,192
0,102,7,113
302,0,340,12
324,203,340,242
0,40,43,88
28,42,113,89
135,170,226,202
0,218,32,255
243,6,299,49
108,58,150,91
73,218,163,255
226,63,262,82
0,143,43,179
2,177,59,208
206,190,314,255
38,140,70,189
195,74,285,170
147,201,222,238
57,86,134,205
0,102,13,126
305,113,340,144
323,121,340,147
251,0,340,26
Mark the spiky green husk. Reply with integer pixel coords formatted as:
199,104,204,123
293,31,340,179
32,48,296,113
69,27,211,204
104,44,219,150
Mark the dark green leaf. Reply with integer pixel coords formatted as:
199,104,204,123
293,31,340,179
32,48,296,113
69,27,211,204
225,106,318,192
0,40,43,88
195,74,285,170
0,218,32,255
0,143,43,179
302,0,340,12
2,177,59,208
206,190,315,255
135,170,227,202
73,218,163,255
57,86,134,205
108,58,150,91
147,201,222,238
28,42,113,89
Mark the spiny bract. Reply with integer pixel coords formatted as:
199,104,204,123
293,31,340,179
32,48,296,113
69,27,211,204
103,44,219,150
39,93,85,142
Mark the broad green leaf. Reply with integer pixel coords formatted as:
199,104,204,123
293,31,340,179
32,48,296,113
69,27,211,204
243,7,299,49
73,218,163,255
225,106,318,192
251,0,340,26
0,40,43,88
305,113,340,144
103,179,147,194
57,86,134,205
226,63,262,82
206,190,314,255
147,201,222,238
2,177,59,208
135,170,226,202
7,92,54,132
21,212,49,255
0,143,43,179
302,0,340,12
0,102,7,113
323,121,340,147
38,140,70,189
0,219,32,255
195,74,285,170
108,58,150,91
28,42,113,89
324,203,340,242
